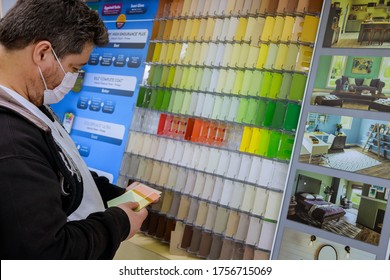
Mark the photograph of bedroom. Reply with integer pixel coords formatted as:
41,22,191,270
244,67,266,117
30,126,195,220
299,112,390,180
311,55,390,112
287,169,388,246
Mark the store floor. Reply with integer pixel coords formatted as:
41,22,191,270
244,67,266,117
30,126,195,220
114,233,201,260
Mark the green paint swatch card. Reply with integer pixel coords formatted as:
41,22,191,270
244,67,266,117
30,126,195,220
254,99,267,126
172,90,185,114
267,131,282,158
243,99,259,125
154,89,165,110
259,71,272,97
136,87,146,108
159,66,170,87
249,70,263,96
166,66,176,88
233,70,245,95
264,43,278,70
185,67,198,90
283,103,301,131
277,133,295,160
278,73,292,99
264,100,276,127
180,91,192,115
172,66,183,88
257,129,270,156
236,98,250,123
270,101,287,129
179,67,190,89
160,90,172,111
241,70,254,96
269,73,283,99
194,68,204,90
289,73,307,101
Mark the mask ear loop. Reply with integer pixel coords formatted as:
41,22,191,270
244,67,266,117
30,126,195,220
51,48,66,74
38,66,48,90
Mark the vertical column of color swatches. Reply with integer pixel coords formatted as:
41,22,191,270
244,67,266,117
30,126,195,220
119,0,323,260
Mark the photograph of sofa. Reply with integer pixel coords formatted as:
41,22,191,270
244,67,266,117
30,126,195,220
335,76,385,94
311,55,390,112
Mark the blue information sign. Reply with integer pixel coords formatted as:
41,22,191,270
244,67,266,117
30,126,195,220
52,0,159,183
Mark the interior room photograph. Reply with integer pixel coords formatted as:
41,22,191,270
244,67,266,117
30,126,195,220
287,170,388,246
299,113,390,180
278,228,376,260
311,55,390,111
324,0,390,48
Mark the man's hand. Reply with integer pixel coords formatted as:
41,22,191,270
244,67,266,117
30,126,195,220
117,201,148,240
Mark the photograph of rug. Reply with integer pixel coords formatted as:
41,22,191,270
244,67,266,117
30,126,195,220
325,150,381,172
322,219,362,239
294,212,362,239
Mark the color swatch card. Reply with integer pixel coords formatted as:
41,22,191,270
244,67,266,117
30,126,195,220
107,184,161,211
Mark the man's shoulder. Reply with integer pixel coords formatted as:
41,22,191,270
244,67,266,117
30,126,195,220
0,107,47,155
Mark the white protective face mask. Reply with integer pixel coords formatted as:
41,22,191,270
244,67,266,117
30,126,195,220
38,48,79,105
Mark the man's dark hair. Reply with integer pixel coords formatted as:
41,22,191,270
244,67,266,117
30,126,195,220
0,0,108,58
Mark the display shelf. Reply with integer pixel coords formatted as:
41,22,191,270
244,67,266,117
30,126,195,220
363,124,390,159
271,0,390,260
140,84,304,105
114,233,201,260
122,151,286,194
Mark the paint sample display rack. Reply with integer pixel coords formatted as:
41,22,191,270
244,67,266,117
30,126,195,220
118,0,322,260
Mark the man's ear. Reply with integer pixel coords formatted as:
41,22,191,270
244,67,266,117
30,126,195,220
32,41,52,67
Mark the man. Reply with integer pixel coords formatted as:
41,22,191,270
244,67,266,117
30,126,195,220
0,0,148,259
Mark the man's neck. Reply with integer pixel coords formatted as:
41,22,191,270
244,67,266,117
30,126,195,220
0,45,31,100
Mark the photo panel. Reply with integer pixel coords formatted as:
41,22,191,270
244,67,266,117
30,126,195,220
287,169,388,247
323,1,390,49
278,228,376,260
311,55,390,112
300,112,390,180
